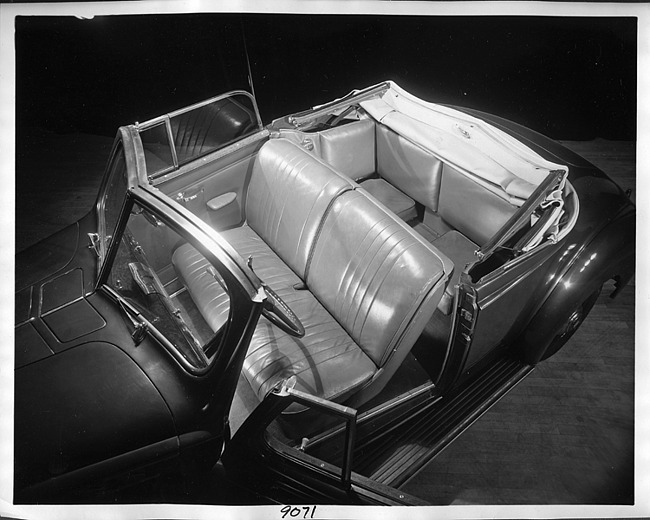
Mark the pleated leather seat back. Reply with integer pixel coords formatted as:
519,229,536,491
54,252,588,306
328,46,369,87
305,189,449,405
244,138,355,277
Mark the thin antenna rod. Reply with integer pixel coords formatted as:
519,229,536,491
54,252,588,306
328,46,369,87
240,18,257,101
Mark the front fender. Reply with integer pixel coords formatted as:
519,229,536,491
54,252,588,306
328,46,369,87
519,207,634,364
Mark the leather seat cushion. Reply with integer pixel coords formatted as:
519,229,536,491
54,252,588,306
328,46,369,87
172,225,302,333
431,230,479,315
173,226,378,411
243,287,377,411
360,178,417,221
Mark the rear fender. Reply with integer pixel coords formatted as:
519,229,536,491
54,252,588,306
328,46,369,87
519,211,634,364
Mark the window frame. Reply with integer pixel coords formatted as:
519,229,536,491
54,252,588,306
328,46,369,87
135,90,262,182
95,127,142,270
97,183,263,375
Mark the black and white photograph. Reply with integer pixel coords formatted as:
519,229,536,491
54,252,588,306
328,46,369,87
1,1,647,519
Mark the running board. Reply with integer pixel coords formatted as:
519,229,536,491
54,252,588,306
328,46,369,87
354,357,534,488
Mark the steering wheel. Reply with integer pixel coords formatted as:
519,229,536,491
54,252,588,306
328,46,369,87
261,284,305,338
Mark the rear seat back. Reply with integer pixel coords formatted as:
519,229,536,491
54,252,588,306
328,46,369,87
376,124,443,212
315,121,518,246
244,138,355,278
319,119,376,181
437,163,518,246
318,121,444,213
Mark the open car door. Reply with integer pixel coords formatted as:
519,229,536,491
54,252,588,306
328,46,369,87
223,376,430,505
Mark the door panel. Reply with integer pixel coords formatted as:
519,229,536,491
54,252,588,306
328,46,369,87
157,137,266,230
224,378,426,505
463,242,559,369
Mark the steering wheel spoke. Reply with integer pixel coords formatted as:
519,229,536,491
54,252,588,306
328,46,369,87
261,284,305,338
247,255,305,338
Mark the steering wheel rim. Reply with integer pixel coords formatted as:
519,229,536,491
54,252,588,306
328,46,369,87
261,285,305,338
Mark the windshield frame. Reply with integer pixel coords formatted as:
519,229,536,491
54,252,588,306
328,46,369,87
135,90,263,182
95,127,142,270
96,180,263,375
97,187,264,375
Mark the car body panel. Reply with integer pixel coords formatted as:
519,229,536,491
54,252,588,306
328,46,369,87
14,341,177,496
15,217,92,294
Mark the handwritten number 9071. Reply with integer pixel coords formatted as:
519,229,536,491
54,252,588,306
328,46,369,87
280,505,316,518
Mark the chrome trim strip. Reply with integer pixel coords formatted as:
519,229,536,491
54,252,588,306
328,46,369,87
136,90,261,130
38,268,85,317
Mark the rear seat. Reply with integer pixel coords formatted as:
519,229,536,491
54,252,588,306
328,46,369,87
314,120,520,315
173,138,451,410
432,163,518,314
319,120,419,221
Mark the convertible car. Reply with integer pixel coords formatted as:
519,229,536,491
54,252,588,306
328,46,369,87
14,81,635,504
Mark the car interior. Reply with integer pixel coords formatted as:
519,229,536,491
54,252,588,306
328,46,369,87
117,96,578,452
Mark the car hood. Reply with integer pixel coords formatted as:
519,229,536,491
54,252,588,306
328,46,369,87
16,221,81,293
15,212,99,327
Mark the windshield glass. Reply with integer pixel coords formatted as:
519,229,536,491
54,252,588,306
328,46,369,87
139,92,261,180
106,200,230,369
100,141,128,259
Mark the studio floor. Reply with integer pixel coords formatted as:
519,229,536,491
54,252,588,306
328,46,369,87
14,131,637,505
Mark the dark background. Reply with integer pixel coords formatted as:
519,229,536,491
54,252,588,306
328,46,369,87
15,14,636,141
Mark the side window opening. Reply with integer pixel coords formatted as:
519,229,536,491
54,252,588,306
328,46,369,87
140,121,175,175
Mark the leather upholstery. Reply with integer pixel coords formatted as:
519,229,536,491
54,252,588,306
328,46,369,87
431,230,479,315
172,243,232,332
438,164,517,246
307,118,518,247
319,120,376,181
172,225,302,332
307,189,448,368
243,286,377,411
244,138,355,278
173,229,378,411
361,179,417,221
317,120,420,222
376,124,443,211
173,137,452,411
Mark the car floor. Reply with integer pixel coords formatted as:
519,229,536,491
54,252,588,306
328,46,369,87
14,132,636,505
